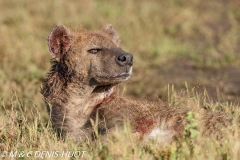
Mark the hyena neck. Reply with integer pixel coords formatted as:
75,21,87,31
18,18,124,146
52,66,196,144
43,61,91,103
44,60,115,107
42,61,115,138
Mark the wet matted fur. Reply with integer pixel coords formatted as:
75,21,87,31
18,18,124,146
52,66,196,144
42,24,239,144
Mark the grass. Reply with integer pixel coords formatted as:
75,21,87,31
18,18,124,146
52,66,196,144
0,0,240,159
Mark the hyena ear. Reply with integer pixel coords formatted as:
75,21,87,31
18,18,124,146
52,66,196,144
47,24,72,61
103,24,120,47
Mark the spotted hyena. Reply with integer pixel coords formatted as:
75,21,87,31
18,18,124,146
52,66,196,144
42,24,238,143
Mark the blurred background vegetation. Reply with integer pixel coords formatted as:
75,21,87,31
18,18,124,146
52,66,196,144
1,0,240,111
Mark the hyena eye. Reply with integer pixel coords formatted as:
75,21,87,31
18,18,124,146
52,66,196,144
88,48,102,54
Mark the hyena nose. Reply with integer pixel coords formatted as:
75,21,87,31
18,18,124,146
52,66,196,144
116,53,133,66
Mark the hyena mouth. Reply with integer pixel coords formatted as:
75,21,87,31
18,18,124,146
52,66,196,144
97,73,131,82
112,73,130,79
112,68,133,80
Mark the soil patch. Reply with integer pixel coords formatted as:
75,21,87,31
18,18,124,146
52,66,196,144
126,58,240,103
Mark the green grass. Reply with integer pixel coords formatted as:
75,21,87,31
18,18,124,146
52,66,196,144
0,0,240,159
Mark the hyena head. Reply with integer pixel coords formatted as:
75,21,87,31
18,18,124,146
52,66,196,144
47,24,133,90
